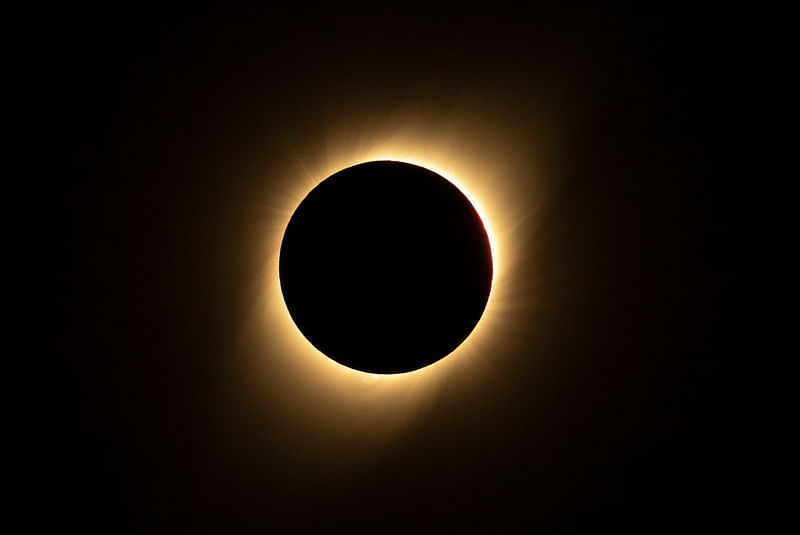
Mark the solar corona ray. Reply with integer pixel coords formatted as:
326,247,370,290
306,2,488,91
278,161,494,374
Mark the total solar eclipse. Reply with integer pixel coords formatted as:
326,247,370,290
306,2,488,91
279,161,493,374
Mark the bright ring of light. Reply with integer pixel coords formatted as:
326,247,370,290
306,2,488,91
230,100,550,456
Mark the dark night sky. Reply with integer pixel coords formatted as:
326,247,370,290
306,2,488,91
43,5,742,531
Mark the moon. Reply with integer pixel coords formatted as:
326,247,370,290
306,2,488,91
279,161,493,374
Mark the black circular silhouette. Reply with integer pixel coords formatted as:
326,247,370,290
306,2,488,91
279,161,493,374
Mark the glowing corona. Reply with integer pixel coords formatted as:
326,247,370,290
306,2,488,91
231,101,549,456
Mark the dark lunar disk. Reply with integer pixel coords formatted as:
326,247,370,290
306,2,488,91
279,161,493,374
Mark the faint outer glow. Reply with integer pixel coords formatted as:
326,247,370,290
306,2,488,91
230,100,552,459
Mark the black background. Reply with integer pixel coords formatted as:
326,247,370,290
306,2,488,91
43,5,741,531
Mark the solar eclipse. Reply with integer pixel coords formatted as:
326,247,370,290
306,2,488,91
279,161,493,374
54,7,733,528
241,106,544,455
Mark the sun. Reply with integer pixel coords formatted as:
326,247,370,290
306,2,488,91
229,98,551,455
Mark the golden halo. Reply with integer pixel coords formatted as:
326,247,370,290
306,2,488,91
230,99,553,458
